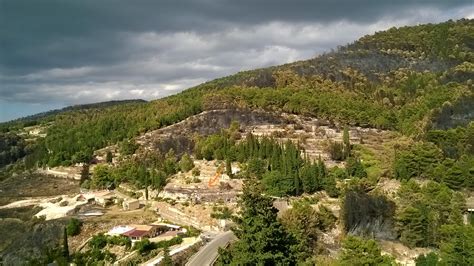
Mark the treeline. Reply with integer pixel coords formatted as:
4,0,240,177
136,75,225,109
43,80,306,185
202,70,471,136
203,86,397,129
352,19,473,62
86,148,194,196
194,126,343,197
0,100,147,133
24,92,202,168
85,123,361,199
394,122,474,190
396,180,465,248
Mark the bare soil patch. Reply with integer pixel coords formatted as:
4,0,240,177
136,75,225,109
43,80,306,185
0,173,79,206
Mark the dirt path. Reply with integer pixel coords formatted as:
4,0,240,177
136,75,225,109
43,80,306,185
0,195,63,209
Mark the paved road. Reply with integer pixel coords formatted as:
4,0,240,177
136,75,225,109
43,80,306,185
143,238,201,266
186,231,236,266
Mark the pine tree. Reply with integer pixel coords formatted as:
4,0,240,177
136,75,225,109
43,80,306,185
300,163,318,193
294,174,301,196
329,141,345,161
440,225,474,265
397,206,429,247
443,164,464,190
317,156,327,179
346,157,367,178
217,180,297,264
340,236,395,265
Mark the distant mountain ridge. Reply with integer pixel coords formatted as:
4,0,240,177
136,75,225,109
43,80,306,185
1,99,147,127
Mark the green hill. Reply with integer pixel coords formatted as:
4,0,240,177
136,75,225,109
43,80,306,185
1,18,473,266
1,19,473,169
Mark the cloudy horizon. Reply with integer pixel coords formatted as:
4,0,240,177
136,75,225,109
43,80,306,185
1,0,473,122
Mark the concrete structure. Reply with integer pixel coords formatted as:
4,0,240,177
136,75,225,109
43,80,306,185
466,197,474,212
159,188,240,203
122,199,140,210
464,196,474,225
93,191,115,207
123,229,152,241
108,222,186,242
40,167,81,180
107,226,135,236
156,204,219,231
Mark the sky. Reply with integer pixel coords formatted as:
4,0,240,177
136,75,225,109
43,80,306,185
0,1,473,122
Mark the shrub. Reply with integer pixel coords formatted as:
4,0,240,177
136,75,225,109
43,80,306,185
179,154,195,172
346,157,368,178
210,206,233,219
328,141,345,161
339,236,395,265
134,239,155,254
107,235,131,248
89,234,108,249
415,252,439,266
192,167,200,177
66,218,82,236
155,236,183,249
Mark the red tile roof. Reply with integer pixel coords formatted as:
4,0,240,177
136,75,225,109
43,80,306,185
123,229,149,238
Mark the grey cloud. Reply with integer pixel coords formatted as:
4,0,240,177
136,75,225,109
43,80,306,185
1,0,471,72
0,0,472,109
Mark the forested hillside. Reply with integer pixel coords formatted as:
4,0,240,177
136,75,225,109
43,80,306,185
1,19,473,172
1,19,473,265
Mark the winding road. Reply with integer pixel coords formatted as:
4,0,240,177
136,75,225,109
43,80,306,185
186,231,236,266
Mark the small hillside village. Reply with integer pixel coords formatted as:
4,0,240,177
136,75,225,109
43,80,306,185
2,110,473,265
11,155,245,264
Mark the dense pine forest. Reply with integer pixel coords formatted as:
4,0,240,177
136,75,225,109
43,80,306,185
1,19,473,265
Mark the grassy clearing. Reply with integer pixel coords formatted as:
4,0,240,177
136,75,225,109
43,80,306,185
353,132,411,184
353,144,383,183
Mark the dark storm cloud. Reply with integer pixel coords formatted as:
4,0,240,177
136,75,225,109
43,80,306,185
0,0,472,119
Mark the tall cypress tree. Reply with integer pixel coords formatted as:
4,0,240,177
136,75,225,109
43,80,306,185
226,158,233,178
106,151,113,163
63,227,69,261
343,126,351,159
318,156,327,179
80,163,90,185
294,174,301,196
